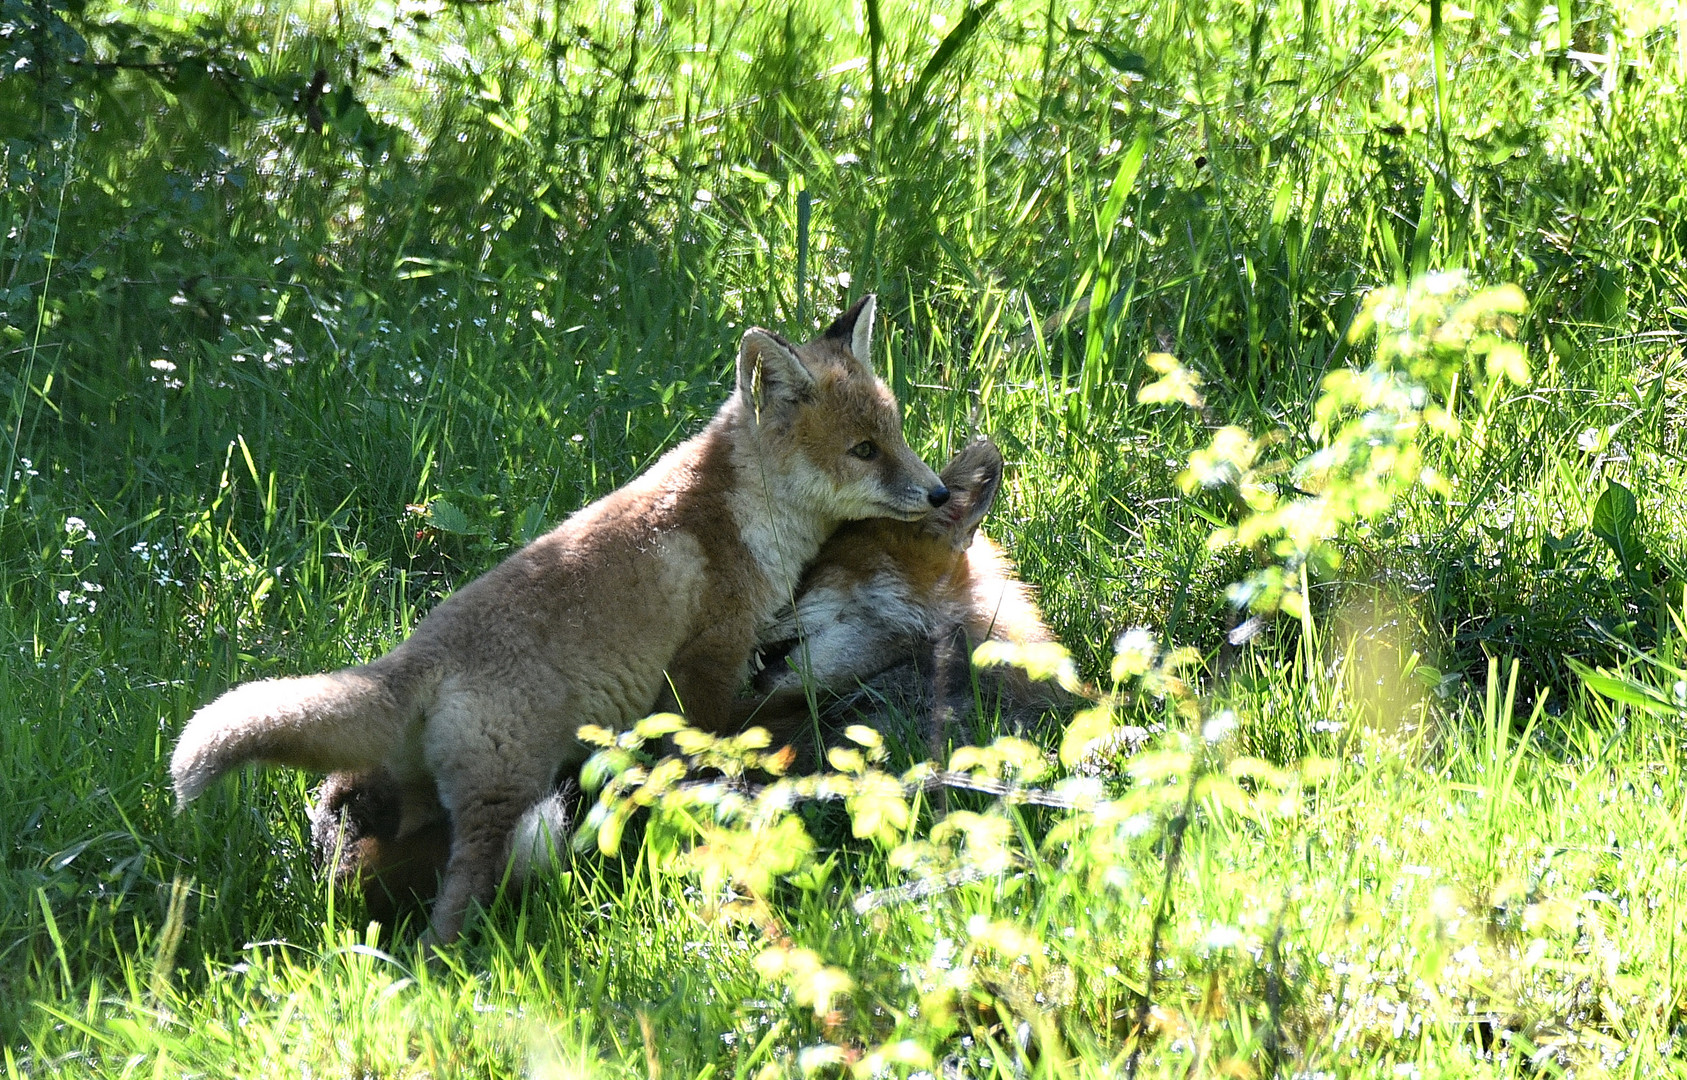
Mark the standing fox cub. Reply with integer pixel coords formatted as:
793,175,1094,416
171,296,948,943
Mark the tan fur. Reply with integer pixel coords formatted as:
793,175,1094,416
171,296,946,943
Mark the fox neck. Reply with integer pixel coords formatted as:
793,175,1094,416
716,403,841,597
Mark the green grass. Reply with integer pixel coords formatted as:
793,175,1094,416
4,0,1687,1073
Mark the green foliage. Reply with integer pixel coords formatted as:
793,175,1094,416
5,0,1687,1074
1165,272,1531,618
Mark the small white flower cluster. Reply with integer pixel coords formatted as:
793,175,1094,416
57,579,103,613
61,516,96,558
148,358,184,390
131,540,184,587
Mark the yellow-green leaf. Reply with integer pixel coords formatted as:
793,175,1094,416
1059,705,1117,769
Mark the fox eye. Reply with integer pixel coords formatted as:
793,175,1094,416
848,440,879,461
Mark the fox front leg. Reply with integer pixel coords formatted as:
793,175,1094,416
664,618,762,737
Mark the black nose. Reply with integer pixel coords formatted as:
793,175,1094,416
927,486,951,508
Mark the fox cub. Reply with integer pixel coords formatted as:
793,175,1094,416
172,296,947,943
310,438,1061,924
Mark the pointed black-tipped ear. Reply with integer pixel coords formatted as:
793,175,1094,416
737,328,815,418
822,294,876,368
929,438,1004,549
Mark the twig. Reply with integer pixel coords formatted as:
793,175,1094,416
852,865,996,913
671,769,1111,812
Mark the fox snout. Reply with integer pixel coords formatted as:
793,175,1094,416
881,451,948,519
923,437,1005,547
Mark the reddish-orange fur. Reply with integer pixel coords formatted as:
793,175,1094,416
742,437,1062,750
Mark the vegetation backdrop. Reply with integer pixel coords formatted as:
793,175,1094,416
4,0,1687,1074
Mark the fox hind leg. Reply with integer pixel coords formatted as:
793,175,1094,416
429,788,549,942
422,694,563,943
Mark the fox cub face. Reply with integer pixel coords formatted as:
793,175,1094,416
739,295,948,521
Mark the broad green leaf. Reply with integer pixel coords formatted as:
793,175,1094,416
1569,658,1675,716
1590,481,1645,570
1097,132,1149,242
426,498,473,535
517,502,549,544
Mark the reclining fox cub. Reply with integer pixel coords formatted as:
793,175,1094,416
741,435,1061,748
312,437,1062,925
171,296,951,943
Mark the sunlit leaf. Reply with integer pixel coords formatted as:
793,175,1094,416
1590,481,1645,571
1569,658,1675,716
843,724,882,750
1059,704,1116,769
974,640,1081,691
1138,353,1204,408
634,712,687,739
827,747,865,775
426,498,472,534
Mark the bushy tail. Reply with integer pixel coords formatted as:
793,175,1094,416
171,661,425,806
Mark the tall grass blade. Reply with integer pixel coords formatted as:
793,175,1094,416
904,0,1001,118
795,185,811,325
865,0,886,139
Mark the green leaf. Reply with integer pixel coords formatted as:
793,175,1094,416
517,502,549,544
596,806,629,853
580,748,634,791
843,724,883,750
827,747,865,775
634,712,687,740
1097,133,1148,243
1590,481,1644,570
1568,658,1676,716
427,498,473,535
1092,42,1147,75
904,0,1000,115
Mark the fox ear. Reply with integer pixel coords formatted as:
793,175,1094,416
930,440,1003,549
823,294,877,369
737,328,815,418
